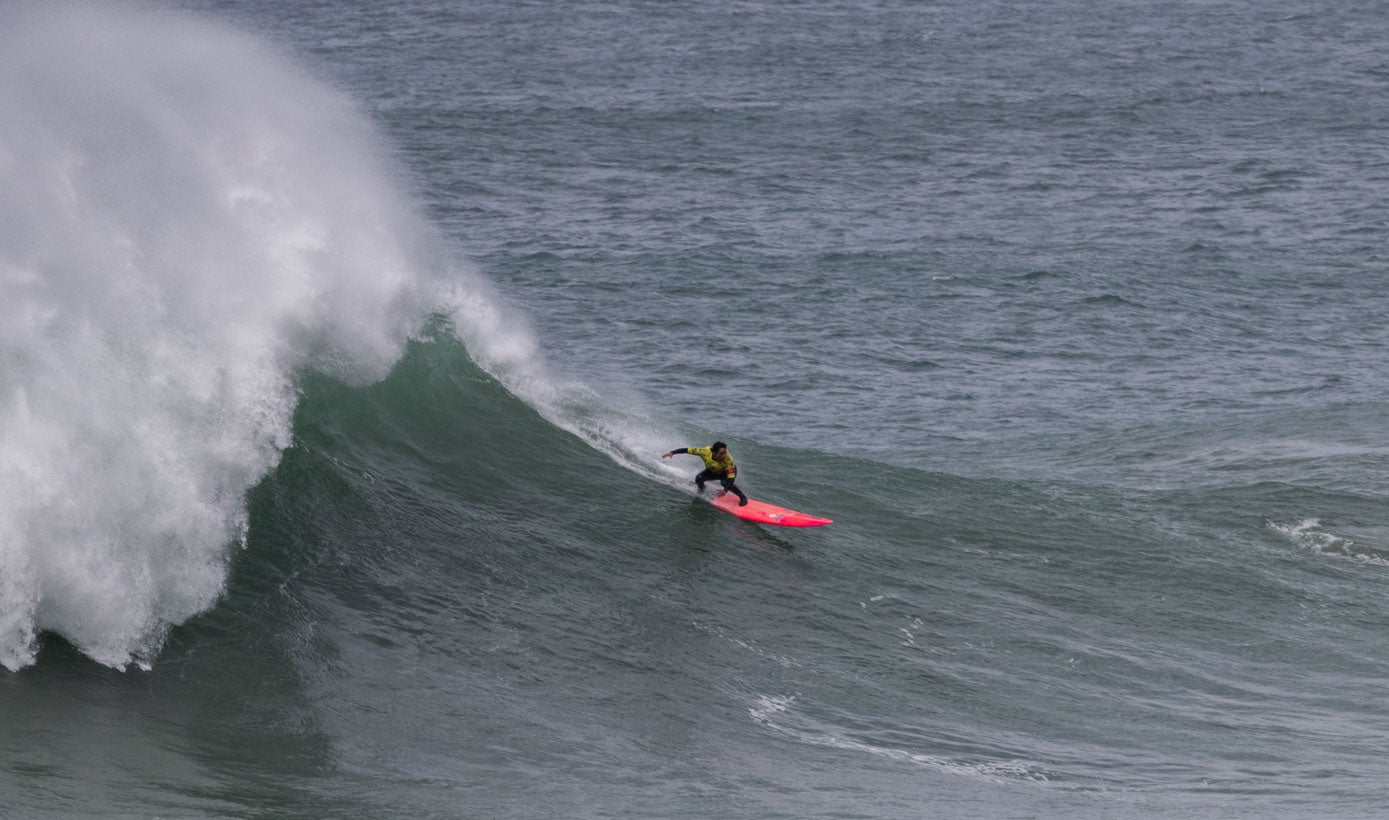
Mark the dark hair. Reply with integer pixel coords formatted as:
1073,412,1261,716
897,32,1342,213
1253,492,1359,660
712,441,727,452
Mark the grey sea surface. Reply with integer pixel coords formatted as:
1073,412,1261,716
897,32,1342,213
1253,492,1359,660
5,0,1389,817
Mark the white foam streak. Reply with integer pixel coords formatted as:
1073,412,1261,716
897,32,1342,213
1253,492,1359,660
748,694,1052,784
439,280,687,490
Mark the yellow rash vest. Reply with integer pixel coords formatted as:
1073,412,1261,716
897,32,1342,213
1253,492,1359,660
676,446,736,478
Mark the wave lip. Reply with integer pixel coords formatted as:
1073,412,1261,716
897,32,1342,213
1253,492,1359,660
0,2,438,670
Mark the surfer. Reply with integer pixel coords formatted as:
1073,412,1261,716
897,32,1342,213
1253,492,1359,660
662,441,749,506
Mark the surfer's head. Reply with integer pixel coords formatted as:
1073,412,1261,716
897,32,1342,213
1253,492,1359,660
712,441,727,456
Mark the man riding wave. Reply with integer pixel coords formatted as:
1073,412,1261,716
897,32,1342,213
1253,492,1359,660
662,441,749,506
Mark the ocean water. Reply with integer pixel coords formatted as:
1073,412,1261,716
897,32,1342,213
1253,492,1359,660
4,0,1389,816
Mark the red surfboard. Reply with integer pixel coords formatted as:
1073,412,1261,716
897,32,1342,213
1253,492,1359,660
708,491,833,527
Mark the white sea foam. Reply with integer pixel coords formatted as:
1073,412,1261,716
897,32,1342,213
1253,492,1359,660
0,1,447,670
1270,519,1389,568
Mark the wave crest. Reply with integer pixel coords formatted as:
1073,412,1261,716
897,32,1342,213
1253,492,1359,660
0,2,438,670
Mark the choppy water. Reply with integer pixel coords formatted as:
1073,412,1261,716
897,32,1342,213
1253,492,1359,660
5,0,1389,817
